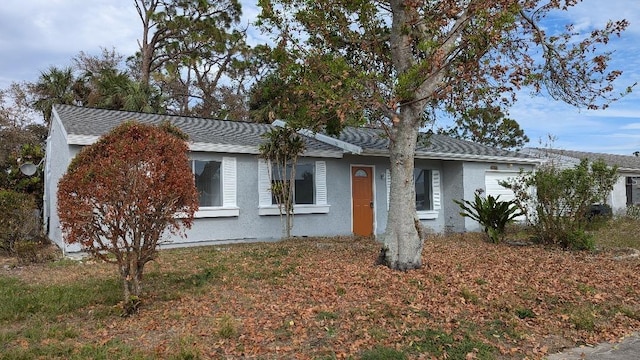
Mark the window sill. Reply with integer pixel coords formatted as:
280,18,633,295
417,210,438,220
194,207,240,218
259,205,330,216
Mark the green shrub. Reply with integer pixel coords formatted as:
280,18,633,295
563,229,596,251
0,190,40,254
454,191,522,243
625,204,640,220
502,159,617,250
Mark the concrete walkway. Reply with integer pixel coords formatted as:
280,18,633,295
547,333,640,360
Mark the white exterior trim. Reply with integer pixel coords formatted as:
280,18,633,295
360,149,541,165
271,119,362,155
258,204,330,215
194,207,240,218
257,160,329,215
387,168,441,219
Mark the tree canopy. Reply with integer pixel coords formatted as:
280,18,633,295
256,0,630,270
57,121,198,314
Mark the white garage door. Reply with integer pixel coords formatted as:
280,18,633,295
484,171,520,202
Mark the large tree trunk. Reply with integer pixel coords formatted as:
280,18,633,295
379,109,424,271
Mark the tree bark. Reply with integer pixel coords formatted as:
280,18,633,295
380,107,424,270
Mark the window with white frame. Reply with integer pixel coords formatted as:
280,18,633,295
191,157,238,217
193,160,222,207
414,168,432,211
258,159,328,215
270,163,315,205
386,167,440,219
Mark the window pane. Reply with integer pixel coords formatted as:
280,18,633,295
414,169,432,211
194,160,221,207
271,163,315,205
295,164,314,204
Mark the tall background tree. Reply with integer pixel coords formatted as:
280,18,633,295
438,105,530,150
256,0,631,270
57,122,199,315
133,0,253,119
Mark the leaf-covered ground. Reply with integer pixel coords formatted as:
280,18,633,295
1,234,639,359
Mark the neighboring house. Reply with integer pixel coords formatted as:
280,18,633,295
44,104,538,253
522,148,640,214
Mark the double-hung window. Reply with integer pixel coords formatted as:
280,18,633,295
386,167,441,219
270,163,315,205
191,157,238,217
258,159,329,215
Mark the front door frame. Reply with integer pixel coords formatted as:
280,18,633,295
350,164,376,236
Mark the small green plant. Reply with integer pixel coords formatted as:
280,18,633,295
170,336,202,360
460,287,480,304
217,314,238,339
454,190,522,243
515,308,536,319
562,229,596,251
567,305,597,331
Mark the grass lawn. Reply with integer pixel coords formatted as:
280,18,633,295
1,221,639,359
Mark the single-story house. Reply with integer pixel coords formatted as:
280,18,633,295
44,104,538,253
521,148,640,214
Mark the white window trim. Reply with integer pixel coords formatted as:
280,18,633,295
258,204,330,216
258,159,329,215
192,157,239,218
386,168,441,219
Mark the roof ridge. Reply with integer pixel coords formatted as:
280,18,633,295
54,103,271,127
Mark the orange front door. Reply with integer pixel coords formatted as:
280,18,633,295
352,166,374,236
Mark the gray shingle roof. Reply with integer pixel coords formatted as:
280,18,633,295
54,105,537,163
53,104,341,156
335,126,536,162
540,148,640,171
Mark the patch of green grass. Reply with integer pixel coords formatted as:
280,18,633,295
407,328,454,356
407,327,496,359
0,276,120,322
47,258,80,268
408,278,425,290
515,308,536,319
612,305,640,321
360,346,407,360
577,283,596,295
0,339,149,360
460,287,480,305
186,266,227,287
594,216,640,250
566,305,597,331
316,311,339,321
168,336,202,360
241,246,290,261
367,327,388,341
484,318,522,340
217,313,238,339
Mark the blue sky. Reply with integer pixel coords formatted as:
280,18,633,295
0,0,638,155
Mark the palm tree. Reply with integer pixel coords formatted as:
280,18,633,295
30,66,81,124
